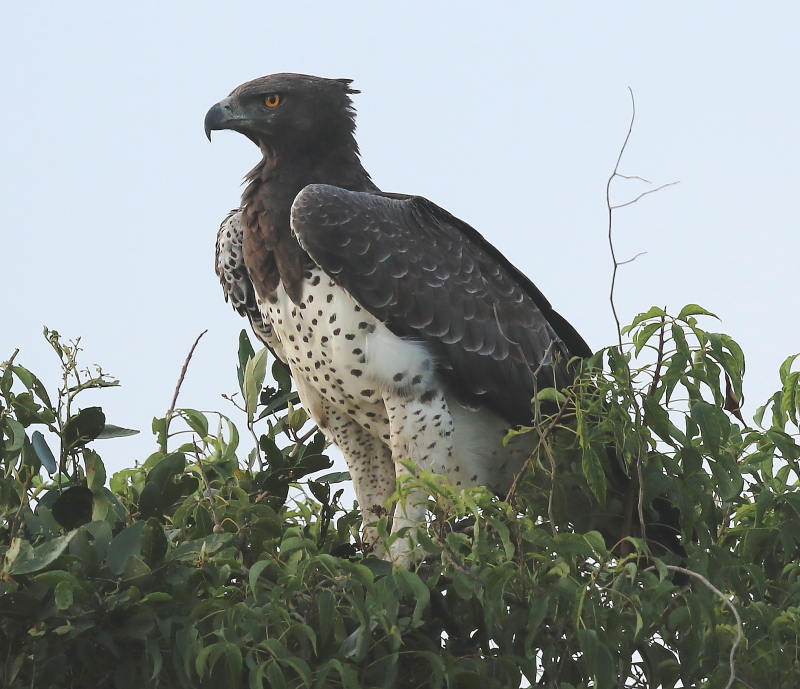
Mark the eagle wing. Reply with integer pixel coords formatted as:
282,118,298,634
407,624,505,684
290,184,591,426
215,209,284,359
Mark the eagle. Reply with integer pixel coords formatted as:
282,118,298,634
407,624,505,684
204,73,599,561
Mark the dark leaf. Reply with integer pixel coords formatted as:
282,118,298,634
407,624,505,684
63,407,106,449
315,471,352,484
146,452,186,490
141,517,169,566
138,481,164,520
51,486,94,530
237,328,256,392
308,480,330,505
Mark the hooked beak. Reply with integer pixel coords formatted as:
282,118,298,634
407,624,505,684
204,97,238,141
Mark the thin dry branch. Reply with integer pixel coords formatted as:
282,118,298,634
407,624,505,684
610,181,680,210
606,88,679,344
288,424,322,458
616,251,648,267
166,330,208,426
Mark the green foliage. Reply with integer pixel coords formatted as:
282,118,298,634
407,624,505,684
1,312,800,688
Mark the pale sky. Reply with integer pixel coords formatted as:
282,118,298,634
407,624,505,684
1,2,798,476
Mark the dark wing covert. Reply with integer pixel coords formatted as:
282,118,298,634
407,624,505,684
290,184,591,425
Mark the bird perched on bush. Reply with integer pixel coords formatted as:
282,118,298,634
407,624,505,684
205,73,678,563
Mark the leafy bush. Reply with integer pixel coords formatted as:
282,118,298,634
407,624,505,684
1,309,799,688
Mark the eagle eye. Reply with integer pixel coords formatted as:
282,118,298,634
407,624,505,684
264,93,282,108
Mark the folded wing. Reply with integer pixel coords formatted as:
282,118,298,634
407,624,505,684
290,184,591,426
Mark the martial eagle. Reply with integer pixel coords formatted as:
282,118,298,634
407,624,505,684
205,73,594,561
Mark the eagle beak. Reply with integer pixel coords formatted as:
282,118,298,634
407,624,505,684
204,97,236,141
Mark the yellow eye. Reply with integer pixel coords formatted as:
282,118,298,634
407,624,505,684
264,93,282,108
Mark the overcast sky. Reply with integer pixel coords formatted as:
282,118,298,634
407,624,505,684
1,2,798,477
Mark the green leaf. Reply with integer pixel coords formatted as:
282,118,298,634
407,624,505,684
245,348,269,421
397,567,430,628
272,359,293,394
535,387,567,404
181,408,209,438
32,569,80,588
141,517,169,566
317,589,336,646
54,580,73,610
107,521,145,575
581,445,606,506
138,481,164,520
488,516,514,558
524,596,549,653
11,364,53,408
633,321,663,355
146,452,186,490
31,430,57,474
5,418,25,453
248,559,272,596
315,471,351,484
96,424,139,439
120,612,154,639
237,329,256,393
8,531,77,575
266,661,287,689
624,306,666,332
678,304,718,320
196,641,226,679
690,400,728,457
85,449,106,492
224,642,243,687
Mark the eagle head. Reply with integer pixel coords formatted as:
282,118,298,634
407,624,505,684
204,73,359,154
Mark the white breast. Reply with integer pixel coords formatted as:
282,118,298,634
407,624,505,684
261,269,434,436
259,268,532,496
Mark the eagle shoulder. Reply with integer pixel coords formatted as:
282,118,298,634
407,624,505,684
289,184,585,426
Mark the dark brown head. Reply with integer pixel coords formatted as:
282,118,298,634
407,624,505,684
205,73,361,158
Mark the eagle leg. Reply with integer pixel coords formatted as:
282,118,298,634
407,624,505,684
383,388,455,566
312,404,396,556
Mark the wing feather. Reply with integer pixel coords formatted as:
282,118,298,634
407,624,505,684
215,209,286,362
290,184,591,425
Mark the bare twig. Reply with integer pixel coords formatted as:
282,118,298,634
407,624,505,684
616,251,648,266
606,87,637,345
610,181,680,210
221,392,246,413
289,424,321,458
616,174,652,183
606,88,679,344
166,330,208,429
647,564,743,689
